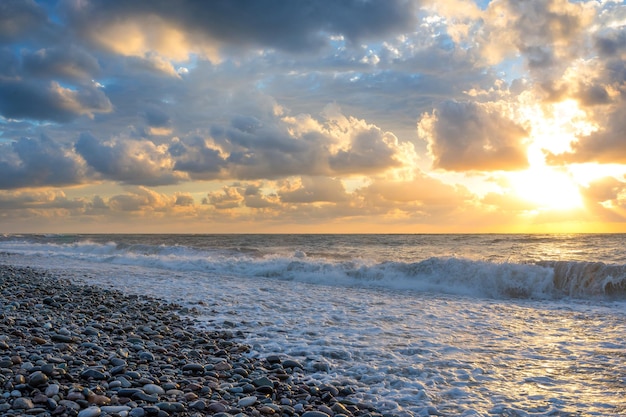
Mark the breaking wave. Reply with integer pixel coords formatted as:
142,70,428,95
0,237,625,301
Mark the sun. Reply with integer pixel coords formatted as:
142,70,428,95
509,166,583,211
507,99,594,211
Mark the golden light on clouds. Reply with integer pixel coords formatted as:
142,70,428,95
2,0,626,233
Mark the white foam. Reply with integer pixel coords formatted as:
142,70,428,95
3,236,626,416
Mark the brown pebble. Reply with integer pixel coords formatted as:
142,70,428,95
88,394,111,405
32,336,47,345
184,392,198,401
214,362,232,371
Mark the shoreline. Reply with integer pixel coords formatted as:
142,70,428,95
0,264,378,417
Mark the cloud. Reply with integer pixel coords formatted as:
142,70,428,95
0,135,85,189
419,100,529,171
170,106,415,180
75,133,186,185
107,186,172,212
280,176,349,203
0,0,48,44
22,46,101,81
169,136,227,179
206,186,244,210
544,23,626,165
66,0,420,60
0,79,112,122
579,176,626,222
472,0,593,71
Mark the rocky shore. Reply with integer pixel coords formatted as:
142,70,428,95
0,264,379,417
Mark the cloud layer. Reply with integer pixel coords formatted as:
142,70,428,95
1,0,626,232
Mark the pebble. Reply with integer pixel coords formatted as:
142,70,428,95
12,397,34,409
143,383,165,395
77,406,102,417
0,264,375,417
238,395,258,407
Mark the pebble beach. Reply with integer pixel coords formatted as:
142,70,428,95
0,264,378,417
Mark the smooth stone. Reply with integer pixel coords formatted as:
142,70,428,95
111,364,127,375
282,359,304,369
321,384,339,396
129,408,145,417
138,351,155,361
252,377,273,388
84,326,100,336
12,397,34,409
214,361,232,371
238,396,257,407
118,388,143,397
77,407,102,417
81,368,106,380
51,334,74,343
88,394,111,405
32,393,48,404
331,402,351,414
256,385,274,395
108,380,122,389
28,370,48,387
301,412,331,417
182,363,204,373
190,399,206,411
133,392,159,402
59,400,81,410
110,358,127,367
242,383,255,393
117,376,133,388
101,405,132,413
165,389,184,396
156,402,185,413
208,402,228,413
125,371,141,379
143,384,165,395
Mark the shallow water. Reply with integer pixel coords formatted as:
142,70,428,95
2,234,626,416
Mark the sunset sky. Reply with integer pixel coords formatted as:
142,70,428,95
1,0,625,233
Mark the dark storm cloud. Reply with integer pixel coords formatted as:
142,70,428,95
0,135,85,189
170,137,227,178
421,100,529,171
143,107,171,128
0,78,112,122
74,133,184,185
67,0,420,52
0,0,48,44
594,28,626,58
22,46,101,81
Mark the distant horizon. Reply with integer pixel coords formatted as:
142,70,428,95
2,1,625,233
4,230,626,236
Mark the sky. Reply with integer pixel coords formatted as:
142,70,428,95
0,0,625,233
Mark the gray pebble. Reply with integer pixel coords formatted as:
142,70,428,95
12,397,34,409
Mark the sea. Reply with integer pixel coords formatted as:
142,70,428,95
1,233,625,417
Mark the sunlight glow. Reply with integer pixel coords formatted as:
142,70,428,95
510,166,583,210
508,99,596,211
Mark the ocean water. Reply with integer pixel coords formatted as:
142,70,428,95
1,234,626,416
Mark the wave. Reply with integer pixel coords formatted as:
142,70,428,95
0,239,625,301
